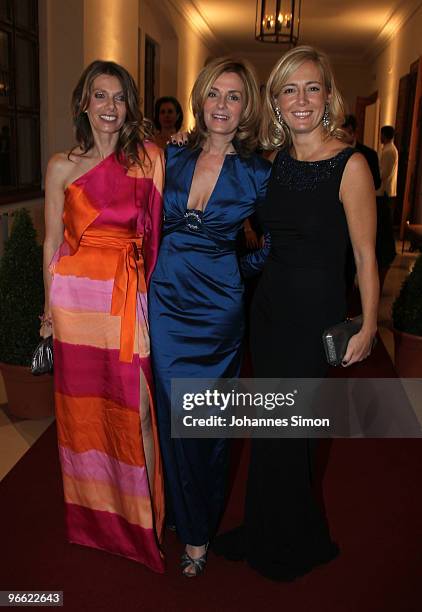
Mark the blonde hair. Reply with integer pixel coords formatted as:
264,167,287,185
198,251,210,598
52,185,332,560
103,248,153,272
188,57,261,157
260,45,345,150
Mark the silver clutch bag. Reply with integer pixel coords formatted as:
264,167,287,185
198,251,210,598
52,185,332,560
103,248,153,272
31,335,54,376
322,315,363,367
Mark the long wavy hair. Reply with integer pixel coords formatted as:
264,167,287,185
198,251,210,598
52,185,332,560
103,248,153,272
260,45,345,150
70,60,152,167
188,57,261,157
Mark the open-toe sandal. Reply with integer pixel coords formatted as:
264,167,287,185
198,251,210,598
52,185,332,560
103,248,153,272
181,544,209,578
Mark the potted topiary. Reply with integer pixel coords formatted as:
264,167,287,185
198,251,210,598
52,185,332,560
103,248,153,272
392,253,422,377
0,208,54,418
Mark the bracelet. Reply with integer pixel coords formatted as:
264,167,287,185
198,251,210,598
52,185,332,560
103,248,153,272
39,314,53,326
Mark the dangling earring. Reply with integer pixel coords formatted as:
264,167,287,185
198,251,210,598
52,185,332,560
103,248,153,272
273,106,284,137
322,103,330,129
274,105,284,126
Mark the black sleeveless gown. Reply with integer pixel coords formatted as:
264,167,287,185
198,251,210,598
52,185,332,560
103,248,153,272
251,147,355,377
221,147,356,581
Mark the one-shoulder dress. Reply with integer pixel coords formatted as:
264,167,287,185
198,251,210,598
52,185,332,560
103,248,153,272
50,144,165,573
149,145,271,546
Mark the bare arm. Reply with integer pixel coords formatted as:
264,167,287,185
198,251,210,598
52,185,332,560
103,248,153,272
41,154,67,337
340,152,379,366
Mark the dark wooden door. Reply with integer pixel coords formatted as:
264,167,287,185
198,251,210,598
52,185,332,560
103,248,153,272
355,91,378,144
410,96,422,223
144,36,157,123
400,57,422,237
394,73,414,225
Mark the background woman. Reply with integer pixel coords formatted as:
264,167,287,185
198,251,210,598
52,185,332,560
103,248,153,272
215,45,379,581
41,60,165,572
149,58,271,576
153,96,183,149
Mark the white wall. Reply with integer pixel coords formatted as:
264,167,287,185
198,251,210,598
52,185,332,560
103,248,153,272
39,0,140,176
39,0,84,171
372,5,422,126
84,0,139,78
139,0,178,110
332,62,374,114
139,0,214,128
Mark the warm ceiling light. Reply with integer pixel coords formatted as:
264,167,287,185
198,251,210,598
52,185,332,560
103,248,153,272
256,0,301,45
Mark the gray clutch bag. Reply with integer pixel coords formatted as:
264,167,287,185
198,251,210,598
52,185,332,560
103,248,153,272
322,315,363,367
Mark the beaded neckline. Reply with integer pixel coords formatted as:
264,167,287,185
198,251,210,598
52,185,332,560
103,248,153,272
272,146,356,192
284,146,355,165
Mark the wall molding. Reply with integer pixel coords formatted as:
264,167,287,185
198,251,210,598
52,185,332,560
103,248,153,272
365,0,422,62
164,0,225,55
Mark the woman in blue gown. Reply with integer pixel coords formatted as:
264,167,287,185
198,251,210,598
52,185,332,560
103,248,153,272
149,57,271,576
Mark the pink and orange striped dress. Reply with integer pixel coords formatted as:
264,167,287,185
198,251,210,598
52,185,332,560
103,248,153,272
50,142,165,573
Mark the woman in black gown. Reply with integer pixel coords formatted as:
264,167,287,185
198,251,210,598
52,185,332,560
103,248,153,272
214,45,379,581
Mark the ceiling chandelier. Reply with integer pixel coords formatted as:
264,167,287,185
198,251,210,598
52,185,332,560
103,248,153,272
255,0,301,45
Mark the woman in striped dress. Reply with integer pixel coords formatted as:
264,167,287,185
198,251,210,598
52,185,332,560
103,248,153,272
41,60,165,573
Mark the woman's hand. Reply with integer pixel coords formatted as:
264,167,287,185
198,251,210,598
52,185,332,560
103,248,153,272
169,130,189,146
39,313,53,339
243,219,259,250
341,328,377,367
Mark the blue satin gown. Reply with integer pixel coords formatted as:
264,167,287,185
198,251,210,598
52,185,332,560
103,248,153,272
149,145,271,546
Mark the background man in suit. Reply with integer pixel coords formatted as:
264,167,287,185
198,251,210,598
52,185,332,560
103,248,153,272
342,114,381,190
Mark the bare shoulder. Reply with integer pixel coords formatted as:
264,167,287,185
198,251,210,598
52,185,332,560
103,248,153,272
344,150,370,174
323,139,350,157
47,151,70,172
46,149,84,189
340,150,374,203
46,151,77,184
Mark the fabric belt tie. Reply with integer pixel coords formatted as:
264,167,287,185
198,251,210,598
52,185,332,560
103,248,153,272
80,233,144,363
163,222,236,252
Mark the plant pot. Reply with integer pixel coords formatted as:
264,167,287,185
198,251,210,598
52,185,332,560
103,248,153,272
0,362,54,419
392,329,422,377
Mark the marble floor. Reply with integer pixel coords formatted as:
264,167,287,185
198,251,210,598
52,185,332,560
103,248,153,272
0,243,420,481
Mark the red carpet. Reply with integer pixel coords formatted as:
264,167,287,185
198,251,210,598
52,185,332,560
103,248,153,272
1,339,421,612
